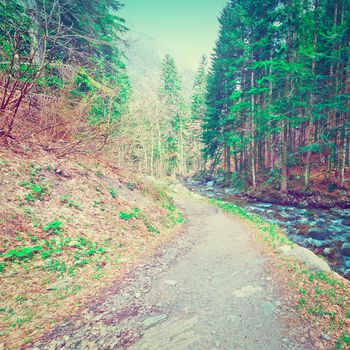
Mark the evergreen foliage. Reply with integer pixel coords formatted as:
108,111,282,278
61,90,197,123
203,0,350,191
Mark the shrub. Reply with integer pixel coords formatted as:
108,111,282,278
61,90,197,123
2,246,42,262
43,220,63,235
119,208,141,221
108,187,117,198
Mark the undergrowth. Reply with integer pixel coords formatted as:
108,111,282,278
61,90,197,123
0,158,185,348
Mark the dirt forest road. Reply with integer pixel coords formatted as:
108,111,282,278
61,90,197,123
31,186,321,350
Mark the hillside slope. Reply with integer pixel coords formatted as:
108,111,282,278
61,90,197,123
0,150,184,348
124,30,195,100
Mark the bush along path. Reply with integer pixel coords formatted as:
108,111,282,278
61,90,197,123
28,184,349,350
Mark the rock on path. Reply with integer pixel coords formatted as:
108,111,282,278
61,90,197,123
30,188,320,350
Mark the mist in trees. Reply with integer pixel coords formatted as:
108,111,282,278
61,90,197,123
114,54,207,178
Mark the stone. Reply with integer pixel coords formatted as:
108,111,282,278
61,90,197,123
164,280,177,286
321,334,331,341
282,246,331,272
341,219,350,226
262,301,276,316
343,269,350,279
142,315,167,329
308,228,331,240
341,243,350,256
277,245,292,254
232,285,263,298
330,208,350,217
191,193,202,200
323,248,333,256
307,238,329,248
47,278,73,290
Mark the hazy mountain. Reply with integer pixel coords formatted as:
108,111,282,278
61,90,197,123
123,30,195,101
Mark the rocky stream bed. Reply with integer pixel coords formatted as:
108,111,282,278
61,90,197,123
185,179,350,280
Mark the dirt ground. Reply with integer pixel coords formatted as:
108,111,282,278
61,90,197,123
28,186,334,350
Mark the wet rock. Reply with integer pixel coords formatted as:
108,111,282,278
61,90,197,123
341,243,350,256
330,208,350,217
289,235,308,248
343,269,350,279
297,200,308,208
341,218,350,226
255,203,273,208
323,248,333,256
308,228,331,240
306,238,329,248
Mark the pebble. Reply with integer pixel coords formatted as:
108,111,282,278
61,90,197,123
47,278,73,290
164,279,177,286
142,314,167,329
321,334,331,341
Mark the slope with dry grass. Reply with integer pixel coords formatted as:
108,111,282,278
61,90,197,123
0,149,184,349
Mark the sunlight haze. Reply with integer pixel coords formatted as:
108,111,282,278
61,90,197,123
120,0,228,69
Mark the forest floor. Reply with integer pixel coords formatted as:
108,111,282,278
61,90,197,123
0,150,185,349
29,185,347,350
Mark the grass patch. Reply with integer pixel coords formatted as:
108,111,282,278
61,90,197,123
210,198,288,246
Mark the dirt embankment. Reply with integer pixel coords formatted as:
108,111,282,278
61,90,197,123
0,149,183,349
244,188,350,209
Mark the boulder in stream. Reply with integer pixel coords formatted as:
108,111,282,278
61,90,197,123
308,228,332,240
341,242,350,257
341,218,350,226
344,269,350,279
330,208,350,218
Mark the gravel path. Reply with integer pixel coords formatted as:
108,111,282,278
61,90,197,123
31,189,316,350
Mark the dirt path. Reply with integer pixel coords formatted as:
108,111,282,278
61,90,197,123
31,188,316,350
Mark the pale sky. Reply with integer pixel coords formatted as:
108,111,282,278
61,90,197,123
120,0,228,69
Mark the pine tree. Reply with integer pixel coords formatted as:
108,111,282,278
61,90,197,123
202,0,350,193
191,55,209,122
189,55,209,172
158,55,187,176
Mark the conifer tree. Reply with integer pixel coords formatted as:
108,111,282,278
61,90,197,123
202,0,350,192
159,55,187,176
